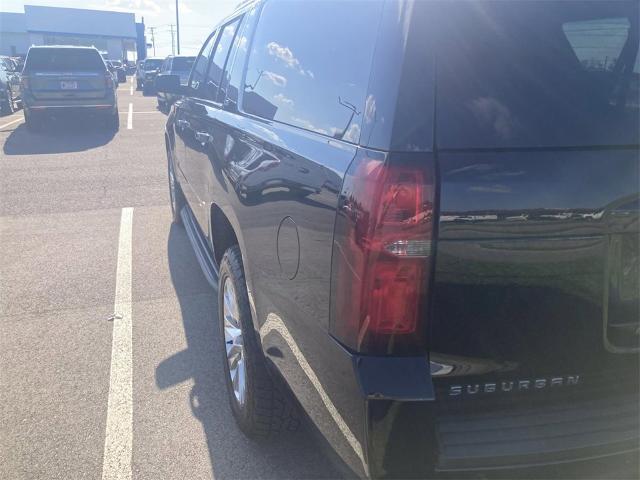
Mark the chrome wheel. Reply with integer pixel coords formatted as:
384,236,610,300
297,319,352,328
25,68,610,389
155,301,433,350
223,277,246,406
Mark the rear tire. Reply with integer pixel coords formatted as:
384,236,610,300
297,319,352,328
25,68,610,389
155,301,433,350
167,148,184,225
218,245,300,439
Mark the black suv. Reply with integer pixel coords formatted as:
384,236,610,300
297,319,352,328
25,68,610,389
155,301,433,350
158,0,640,477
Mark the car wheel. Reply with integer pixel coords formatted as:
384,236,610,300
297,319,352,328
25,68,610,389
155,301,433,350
1,89,14,115
167,148,184,225
218,245,300,439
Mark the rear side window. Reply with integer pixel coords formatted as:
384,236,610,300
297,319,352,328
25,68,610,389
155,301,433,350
24,48,106,72
220,9,255,106
190,32,217,97
204,18,242,102
433,1,639,149
242,0,381,143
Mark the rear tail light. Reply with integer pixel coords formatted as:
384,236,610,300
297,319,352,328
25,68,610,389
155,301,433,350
330,150,436,354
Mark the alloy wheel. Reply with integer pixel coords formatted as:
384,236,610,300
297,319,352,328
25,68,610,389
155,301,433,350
223,277,246,406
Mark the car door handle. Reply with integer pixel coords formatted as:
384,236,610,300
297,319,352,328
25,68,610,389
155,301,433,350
195,131,212,144
176,119,190,129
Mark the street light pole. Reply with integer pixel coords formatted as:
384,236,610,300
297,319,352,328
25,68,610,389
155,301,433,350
175,0,181,55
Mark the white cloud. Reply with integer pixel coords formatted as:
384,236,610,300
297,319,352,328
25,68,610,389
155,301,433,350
342,123,361,143
267,41,300,69
291,117,329,136
273,93,294,107
263,70,287,87
102,0,163,15
266,41,313,77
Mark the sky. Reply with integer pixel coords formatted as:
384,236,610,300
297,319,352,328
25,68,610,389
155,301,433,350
2,0,240,56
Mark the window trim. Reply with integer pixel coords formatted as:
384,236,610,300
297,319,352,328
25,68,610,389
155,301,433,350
220,6,259,110
191,15,244,106
215,14,246,105
187,29,218,95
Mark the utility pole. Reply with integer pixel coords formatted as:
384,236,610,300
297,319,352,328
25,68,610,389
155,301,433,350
169,24,175,55
175,0,181,54
149,26,156,56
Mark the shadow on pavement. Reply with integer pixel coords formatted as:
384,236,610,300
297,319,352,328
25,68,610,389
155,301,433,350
3,119,115,155
157,223,339,479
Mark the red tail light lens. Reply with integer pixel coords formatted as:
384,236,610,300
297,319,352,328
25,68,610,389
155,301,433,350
330,150,435,354
105,73,114,88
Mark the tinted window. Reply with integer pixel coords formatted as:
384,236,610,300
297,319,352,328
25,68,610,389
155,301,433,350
221,10,255,106
243,0,380,142
172,56,195,71
24,48,106,72
190,32,217,97
144,59,163,70
434,1,639,148
203,18,241,102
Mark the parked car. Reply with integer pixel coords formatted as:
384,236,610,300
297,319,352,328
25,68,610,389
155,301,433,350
105,61,120,85
156,55,196,111
158,0,640,478
136,57,163,94
21,46,119,132
0,55,21,114
110,60,127,83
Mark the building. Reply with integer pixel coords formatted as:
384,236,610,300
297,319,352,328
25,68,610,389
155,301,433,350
0,5,138,60
0,12,29,56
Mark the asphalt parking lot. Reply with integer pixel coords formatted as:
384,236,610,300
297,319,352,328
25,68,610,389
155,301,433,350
0,77,339,480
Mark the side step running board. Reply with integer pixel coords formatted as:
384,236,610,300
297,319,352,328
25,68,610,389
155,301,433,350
180,206,219,289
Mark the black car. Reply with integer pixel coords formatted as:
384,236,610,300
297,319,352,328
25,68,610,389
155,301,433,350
158,0,640,477
156,55,196,111
137,57,163,94
110,60,127,83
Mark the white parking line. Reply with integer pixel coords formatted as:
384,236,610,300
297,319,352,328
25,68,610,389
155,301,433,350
102,207,133,480
127,103,133,129
0,116,23,130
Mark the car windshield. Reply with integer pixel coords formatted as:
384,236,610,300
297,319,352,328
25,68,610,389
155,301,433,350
24,48,106,72
144,59,163,70
171,57,195,72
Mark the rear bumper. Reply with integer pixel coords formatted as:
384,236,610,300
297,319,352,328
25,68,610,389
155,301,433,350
311,341,640,478
23,94,117,117
23,91,116,110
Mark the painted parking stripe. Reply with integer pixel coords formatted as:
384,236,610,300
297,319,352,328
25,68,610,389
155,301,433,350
127,103,133,129
102,207,133,480
0,117,23,130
